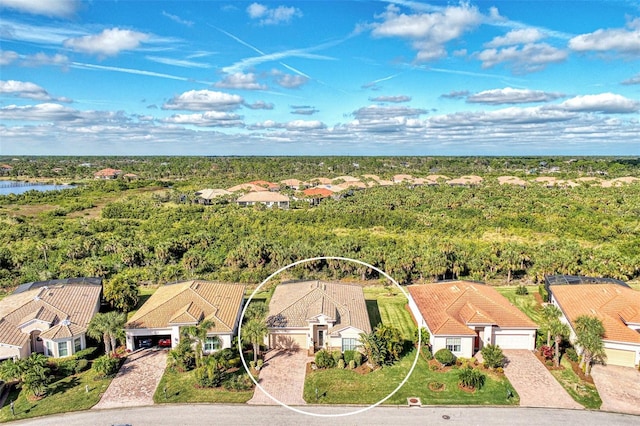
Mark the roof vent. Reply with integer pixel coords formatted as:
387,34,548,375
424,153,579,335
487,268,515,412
60,319,71,326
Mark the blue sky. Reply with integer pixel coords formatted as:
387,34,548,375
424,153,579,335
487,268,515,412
0,0,639,156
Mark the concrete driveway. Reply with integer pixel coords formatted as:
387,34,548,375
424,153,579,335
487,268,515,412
92,348,167,409
591,364,640,415
502,350,582,409
248,349,312,406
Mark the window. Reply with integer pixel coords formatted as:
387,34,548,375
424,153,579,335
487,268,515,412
58,341,69,357
204,336,220,352
446,338,461,353
342,338,359,352
45,340,53,356
74,338,82,353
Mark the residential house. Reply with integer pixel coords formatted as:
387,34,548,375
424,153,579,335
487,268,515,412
0,164,13,175
94,168,122,179
446,175,483,186
0,278,103,360
546,275,640,367
248,180,280,191
407,281,538,358
194,188,231,205
227,183,269,192
266,281,371,353
302,187,333,206
236,191,290,209
125,280,246,351
280,179,308,190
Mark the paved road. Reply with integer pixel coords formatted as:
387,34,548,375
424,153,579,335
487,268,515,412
502,350,582,409
10,405,639,426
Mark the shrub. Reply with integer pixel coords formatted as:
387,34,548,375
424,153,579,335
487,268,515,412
421,347,433,360
314,349,335,369
538,285,548,302
495,367,504,374
256,359,264,371
539,345,553,360
74,347,98,360
343,350,356,364
92,355,121,377
515,285,528,295
332,350,343,365
434,348,455,366
55,359,78,377
458,366,486,390
195,366,225,388
75,358,89,374
348,360,355,369
481,344,505,369
565,347,579,362
353,351,362,367
337,359,345,369
223,374,253,391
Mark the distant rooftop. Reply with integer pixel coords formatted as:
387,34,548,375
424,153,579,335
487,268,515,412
545,274,628,288
13,277,103,295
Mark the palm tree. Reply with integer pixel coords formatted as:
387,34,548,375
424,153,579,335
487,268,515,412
105,311,127,352
181,319,215,368
549,319,570,367
574,315,606,376
87,313,112,355
541,304,562,347
242,318,268,363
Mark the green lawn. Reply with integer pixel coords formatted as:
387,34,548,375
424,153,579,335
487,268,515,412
494,286,543,324
304,351,519,406
363,286,415,339
153,367,253,404
549,357,602,409
0,369,113,422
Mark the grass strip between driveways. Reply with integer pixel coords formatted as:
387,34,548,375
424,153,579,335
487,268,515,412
549,357,602,409
153,368,253,404
304,351,519,406
0,368,113,422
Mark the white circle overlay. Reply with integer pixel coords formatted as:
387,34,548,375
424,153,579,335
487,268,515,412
238,256,421,417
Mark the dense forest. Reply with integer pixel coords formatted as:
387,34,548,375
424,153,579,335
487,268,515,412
0,156,638,297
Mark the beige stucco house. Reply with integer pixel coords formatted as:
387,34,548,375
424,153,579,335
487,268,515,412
125,280,246,352
408,281,537,358
236,191,290,209
266,281,371,353
0,278,103,360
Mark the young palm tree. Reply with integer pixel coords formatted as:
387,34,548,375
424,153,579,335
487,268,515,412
87,313,112,355
541,304,562,347
105,311,127,352
549,319,570,367
182,319,215,368
574,315,606,376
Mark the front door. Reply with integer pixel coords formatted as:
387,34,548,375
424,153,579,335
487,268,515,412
315,325,327,350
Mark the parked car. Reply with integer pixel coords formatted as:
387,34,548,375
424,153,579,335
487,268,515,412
139,338,153,348
158,338,171,348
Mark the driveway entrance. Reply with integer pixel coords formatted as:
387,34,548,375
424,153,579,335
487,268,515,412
248,349,311,406
92,349,167,409
502,350,582,409
591,364,640,415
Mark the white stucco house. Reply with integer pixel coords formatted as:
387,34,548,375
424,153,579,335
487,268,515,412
125,280,246,352
0,278,103,360
547,277,640,367
266,281,371,353
407,281,538,358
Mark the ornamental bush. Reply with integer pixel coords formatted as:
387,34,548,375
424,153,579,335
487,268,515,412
434,348,455,366
481,344,505,369
458,366,486,390
314,349,335,368
92,355,121,377
515,285,528,295
565,347,579,362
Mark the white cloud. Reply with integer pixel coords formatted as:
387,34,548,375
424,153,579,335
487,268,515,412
428,106,577,127
370,3,482,61
21,52,69,68
622,73,640,85
369,95,412,103
63,28,150,57
162,11,193,27
246,3,302,25
0,50,19,66
0,103,126,123
274,73,308,88
476,42,567,73
558,93,639,114
485,29,544,47
162,90,244,111
250,119,325,130
0,0,78,17
162,111,244,127
569,18,640,55
352,105,427,120
245,100,274,110
0,80,71,102
214,72,267,90
467,88,564,104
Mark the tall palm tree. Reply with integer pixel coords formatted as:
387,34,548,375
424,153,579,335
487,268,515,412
541,304,562,347
105,311,127,352
574,315,606,376
242,318,267,363
549,319,570,367
87,313,112,355
181,319,215,368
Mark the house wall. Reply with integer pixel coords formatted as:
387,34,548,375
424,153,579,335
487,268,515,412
0,345,22,360
493,328,537,350
432,335,474,358
125,327,176,351
603,341,640,367
268,329,308,350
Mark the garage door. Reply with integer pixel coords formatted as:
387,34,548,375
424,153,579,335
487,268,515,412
494,334,533,349
605,348,636,367
270,333,307,351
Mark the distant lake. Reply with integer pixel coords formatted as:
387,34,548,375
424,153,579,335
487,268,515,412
0,181,76,195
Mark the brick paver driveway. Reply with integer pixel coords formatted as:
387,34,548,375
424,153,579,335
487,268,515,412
248,349,311,406
502,350,582,409
591,364,640,415
93,348,167,410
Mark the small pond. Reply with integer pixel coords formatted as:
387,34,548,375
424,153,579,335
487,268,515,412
0,181,76,195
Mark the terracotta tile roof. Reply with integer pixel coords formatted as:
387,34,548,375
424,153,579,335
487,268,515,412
303,188,333,198
248,180,280,190
40,321,85,340
0,282,102,347
267,281,371,335
195,188,231,199
236,192,289,203
550,284,640,344
227,183,269,192
126,281,245,333
408,281,537,336
94,168,122,177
